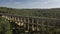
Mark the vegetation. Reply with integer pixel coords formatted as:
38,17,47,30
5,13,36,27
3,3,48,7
0,7,60,18
0,16,12,34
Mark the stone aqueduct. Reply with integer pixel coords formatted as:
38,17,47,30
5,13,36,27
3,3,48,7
0,13,60,34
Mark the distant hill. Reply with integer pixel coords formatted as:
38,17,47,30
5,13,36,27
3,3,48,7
0,7,60,18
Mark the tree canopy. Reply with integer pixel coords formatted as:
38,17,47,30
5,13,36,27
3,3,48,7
0,16,12,34
0,7,60,19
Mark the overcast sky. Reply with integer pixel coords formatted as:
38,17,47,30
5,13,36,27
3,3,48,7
0,0,60,9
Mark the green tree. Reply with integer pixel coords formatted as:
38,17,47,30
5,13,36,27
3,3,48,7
0,17,12,34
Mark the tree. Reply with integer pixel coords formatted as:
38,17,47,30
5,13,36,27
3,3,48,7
0,17,12,34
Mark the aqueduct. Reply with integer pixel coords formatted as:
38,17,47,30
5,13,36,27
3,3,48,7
0,13,60,34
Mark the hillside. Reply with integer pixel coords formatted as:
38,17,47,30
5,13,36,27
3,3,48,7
0,7,60,34
0,7,60,18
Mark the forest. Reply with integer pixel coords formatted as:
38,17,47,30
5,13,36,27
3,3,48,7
0,7,60,18
0,7,60,34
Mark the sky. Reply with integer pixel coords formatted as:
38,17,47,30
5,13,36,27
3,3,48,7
0,0,60,9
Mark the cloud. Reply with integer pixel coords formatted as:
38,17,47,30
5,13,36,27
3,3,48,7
0,0,60,9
